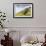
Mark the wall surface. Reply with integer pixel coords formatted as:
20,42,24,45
0,0,46,27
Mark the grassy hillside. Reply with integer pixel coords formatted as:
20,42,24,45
16,7,32,16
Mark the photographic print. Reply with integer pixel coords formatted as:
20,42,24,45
13,3,33,18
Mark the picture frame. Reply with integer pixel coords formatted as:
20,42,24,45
13,3,33,18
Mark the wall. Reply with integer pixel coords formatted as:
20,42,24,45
0,0,46,27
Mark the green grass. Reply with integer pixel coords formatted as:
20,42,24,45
16,7,32,16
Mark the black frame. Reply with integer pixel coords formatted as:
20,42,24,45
13,3,33,18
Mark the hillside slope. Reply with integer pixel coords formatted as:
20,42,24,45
16,7,32,16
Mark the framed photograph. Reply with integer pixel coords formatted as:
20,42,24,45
13,3,33,18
